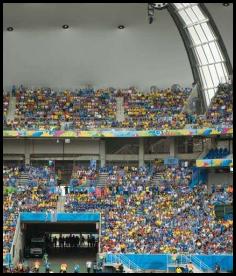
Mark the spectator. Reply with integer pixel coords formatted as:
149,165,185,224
215,263,221,273
86,260,92,273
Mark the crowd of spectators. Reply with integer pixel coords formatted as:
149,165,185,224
3,91,10,127
3,165,59,260
65,165,233,255
121,88,191,130
3,84,233,131
3,162,233,272
196,85,233,128
69,166,98,188
5,87,117,130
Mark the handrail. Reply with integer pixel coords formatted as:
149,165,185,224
105,254,143,272
190,255,213,272
119,253,143,271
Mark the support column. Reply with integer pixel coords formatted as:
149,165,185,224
169,137,176,157
210,138,217,149
24,139,31,165
139,138,144,167
100,140,106,167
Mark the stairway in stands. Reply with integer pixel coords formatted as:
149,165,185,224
57,196,65,212
7,96,16,121
116,97,125,122
97,172,109,187
150,172,162,186
18,171,29,186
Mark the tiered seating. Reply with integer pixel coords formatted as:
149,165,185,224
121,88,191,130
3,91,10,127
69,167,98,188
64,165,233,255
3,165,58,258
197,86,233,127
3,85,233,130
204,148,230,159
7,88,117,130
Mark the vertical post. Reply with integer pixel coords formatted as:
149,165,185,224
24,139,31,165
139,138,144,167
166,254,168,273
169,137,176,157
100,140,106,167
98,213,101,254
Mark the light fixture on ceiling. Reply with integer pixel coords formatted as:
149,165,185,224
222,3,230,6
118,25,125,29
153,3,168,10
7,27,14,31
62,24,69,29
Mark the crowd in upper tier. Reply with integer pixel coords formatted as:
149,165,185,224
3,163,233,263
3,91,10,127
196,85,233,128
121,88,191,130
3,84,233,131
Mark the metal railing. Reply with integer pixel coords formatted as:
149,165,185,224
105,254,143,272
167,254,213,273
189,255,213,273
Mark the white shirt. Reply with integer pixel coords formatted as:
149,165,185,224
86,261,92,268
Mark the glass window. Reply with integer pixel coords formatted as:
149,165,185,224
207,89,215,102
215,43,224,61
195,46,208,65
215,63,226,83
202,44,214,63
209,64,220,86
195,24,208,43
208,42,223,62
188,26,201,45
202,66,214,88
192,5,206,21
185,7,198,23
201,22,215,40
179,10,192,25
199,68,207,89
174,3,184,10
221,64,228,80
204,90,210,106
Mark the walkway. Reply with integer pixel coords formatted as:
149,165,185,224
7,96,16,121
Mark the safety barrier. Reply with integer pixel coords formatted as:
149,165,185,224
20,212,100,222
105,254,233,272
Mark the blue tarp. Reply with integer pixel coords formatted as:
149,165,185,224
106,254,233,272
20,212,100,222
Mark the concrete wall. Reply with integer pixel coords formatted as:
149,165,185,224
3,139,100,155
3,138,204,164
208,172,233,187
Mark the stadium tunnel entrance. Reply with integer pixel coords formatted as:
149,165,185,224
12,213,100,273
22,222,99,273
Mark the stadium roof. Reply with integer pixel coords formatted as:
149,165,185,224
3,3,232,105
